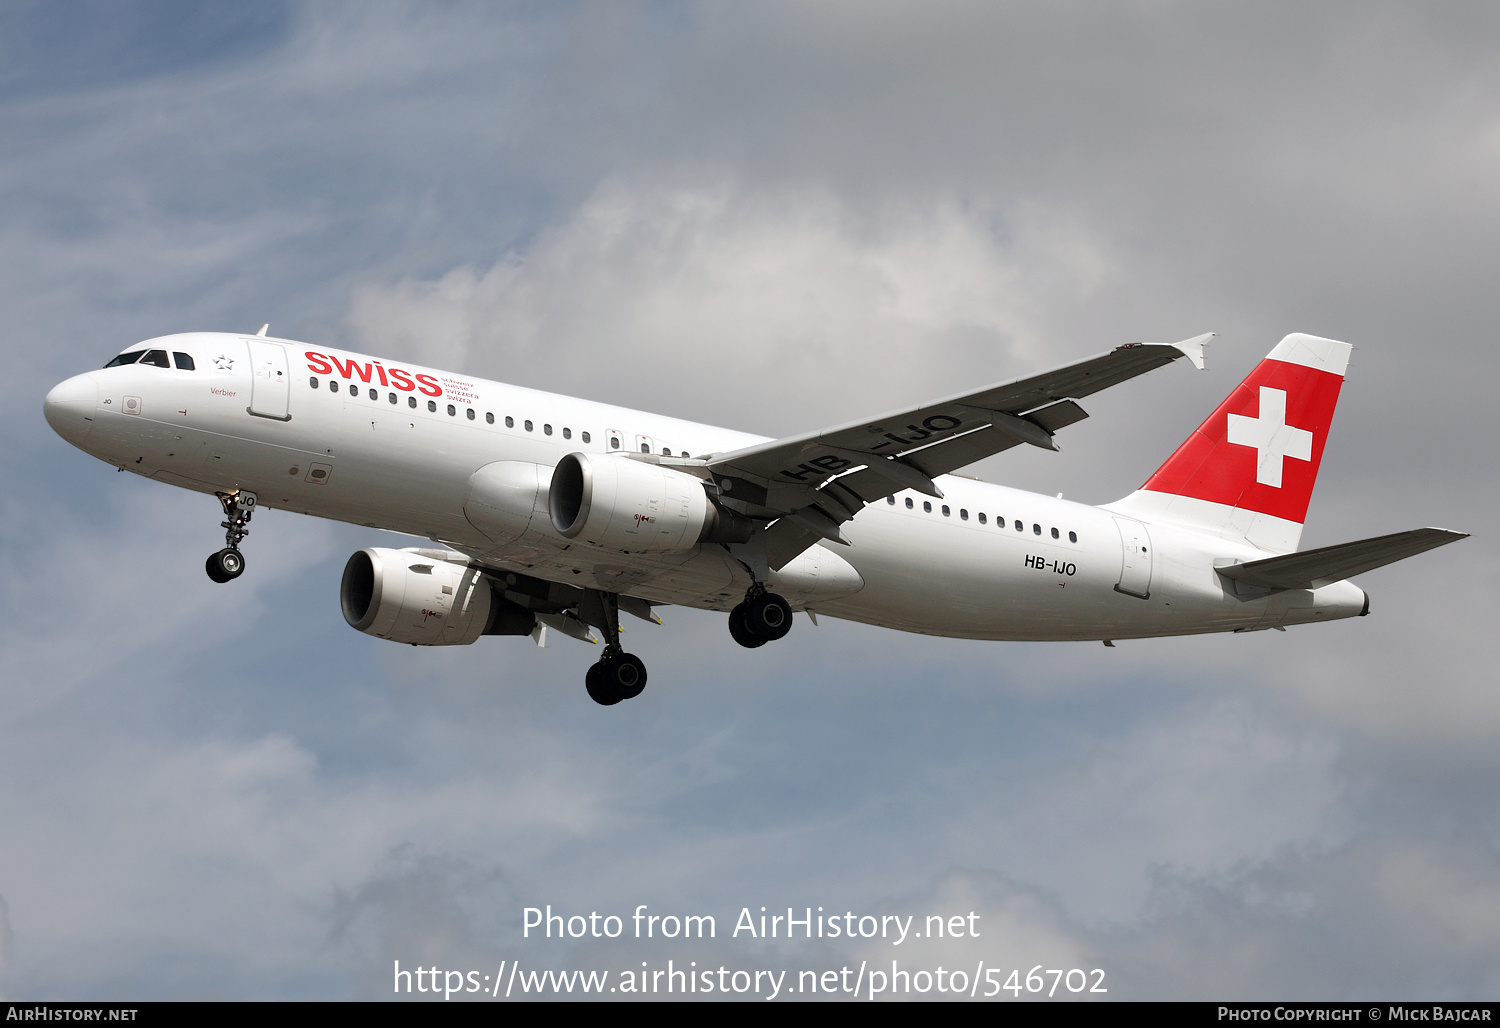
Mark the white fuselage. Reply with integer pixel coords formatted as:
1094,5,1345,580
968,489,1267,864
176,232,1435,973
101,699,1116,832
44,332,1368,641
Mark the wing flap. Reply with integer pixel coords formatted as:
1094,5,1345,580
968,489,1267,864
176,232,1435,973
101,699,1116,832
902,423,1026,479
761,517,823,570
1026,398,1090,434
1215,527,1468,590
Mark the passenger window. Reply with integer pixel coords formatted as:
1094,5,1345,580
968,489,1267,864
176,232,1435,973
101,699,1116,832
923,501,932,513
582,431,591,443
662,447,672,457
467,408,475,420
978,513,987,524
369,388,379,400
505,416,514,428
524,420,533,432
563,427,571,439
1051,527,1059,539
941,505,951,517
427,400,436,412
1069,531,1077,543
905,497,914,509
408,396,417,409
1033,524,1041,535
610,436,620,449
103,350,144,368
448,404,456,416
349,383,358,395
486,412,494,424
641,443,650,453
544,423,552,435
389,393,397,404
1015,520,1023,531
309,377,319,389
173,352,195,370
887,496,896,505
960,509,969,520
141,349,170,368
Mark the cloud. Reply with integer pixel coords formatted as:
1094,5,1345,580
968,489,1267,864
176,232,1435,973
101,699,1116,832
2,0,1496,1003
345,174,1127,435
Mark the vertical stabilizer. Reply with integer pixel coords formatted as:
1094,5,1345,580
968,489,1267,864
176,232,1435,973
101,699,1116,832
1108,333,1351,553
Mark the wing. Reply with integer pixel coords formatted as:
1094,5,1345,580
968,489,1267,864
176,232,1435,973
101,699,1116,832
704,334,1212,567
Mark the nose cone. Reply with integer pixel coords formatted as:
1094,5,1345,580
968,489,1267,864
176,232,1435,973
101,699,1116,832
44,373,99,447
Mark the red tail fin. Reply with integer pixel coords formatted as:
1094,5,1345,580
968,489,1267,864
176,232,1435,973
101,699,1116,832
1141,333,1348,524
1111,333,1351,552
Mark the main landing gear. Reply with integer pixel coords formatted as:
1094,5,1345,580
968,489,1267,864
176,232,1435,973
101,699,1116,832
728,584,794,648
205,490,256,584
583,590,648,706
586,650,647,706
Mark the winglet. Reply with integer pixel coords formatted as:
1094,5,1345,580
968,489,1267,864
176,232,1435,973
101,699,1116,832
1170,332,1213,370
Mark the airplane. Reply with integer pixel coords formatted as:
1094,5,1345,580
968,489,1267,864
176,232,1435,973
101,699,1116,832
43,327,1465,705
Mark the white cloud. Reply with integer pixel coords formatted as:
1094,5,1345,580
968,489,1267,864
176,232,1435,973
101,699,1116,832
346,175,1123,434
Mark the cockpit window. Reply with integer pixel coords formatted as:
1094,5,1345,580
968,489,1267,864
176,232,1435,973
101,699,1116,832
173,352,195,370
103,350,144,368
140,349,171,368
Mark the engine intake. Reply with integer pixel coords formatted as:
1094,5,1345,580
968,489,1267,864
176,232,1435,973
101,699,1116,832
341,548,527,645
549,452,751,553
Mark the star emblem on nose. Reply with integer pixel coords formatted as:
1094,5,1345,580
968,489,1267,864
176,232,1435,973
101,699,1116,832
214,355,235,370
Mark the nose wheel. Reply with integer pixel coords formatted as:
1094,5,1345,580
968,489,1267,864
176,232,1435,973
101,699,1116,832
728,585,794,647
205,490,256,584
205,548,245,583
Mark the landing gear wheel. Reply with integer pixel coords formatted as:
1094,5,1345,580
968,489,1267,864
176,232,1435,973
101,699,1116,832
610,652,647,700
728,604,767,648
586,651,648,705
206,547,244,583
585,662,622,706
746,592,794,641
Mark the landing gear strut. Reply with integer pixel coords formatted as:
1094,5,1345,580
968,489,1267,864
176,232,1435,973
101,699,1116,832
205,490,256,584
728,582,794,648
583,590,648,705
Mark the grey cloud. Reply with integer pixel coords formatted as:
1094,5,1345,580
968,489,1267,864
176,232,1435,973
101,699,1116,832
1,0,1494,1001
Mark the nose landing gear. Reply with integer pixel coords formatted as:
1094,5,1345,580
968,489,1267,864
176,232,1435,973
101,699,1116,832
205,490,256,584
728,583,794,647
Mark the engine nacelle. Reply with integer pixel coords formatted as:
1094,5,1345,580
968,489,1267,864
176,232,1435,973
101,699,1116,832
341,548,496,646
549,452,750,553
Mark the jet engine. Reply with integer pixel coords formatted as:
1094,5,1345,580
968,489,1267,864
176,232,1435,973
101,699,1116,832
340,548,531,645
549,452,752,553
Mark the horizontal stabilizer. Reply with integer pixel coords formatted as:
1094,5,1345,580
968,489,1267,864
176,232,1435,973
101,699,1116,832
1216,527,1468,591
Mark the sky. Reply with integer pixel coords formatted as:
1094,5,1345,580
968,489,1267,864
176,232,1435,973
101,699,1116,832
1,0,1496,1001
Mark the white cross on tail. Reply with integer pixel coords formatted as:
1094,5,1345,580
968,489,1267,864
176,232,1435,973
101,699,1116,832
1226,386,1313,488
